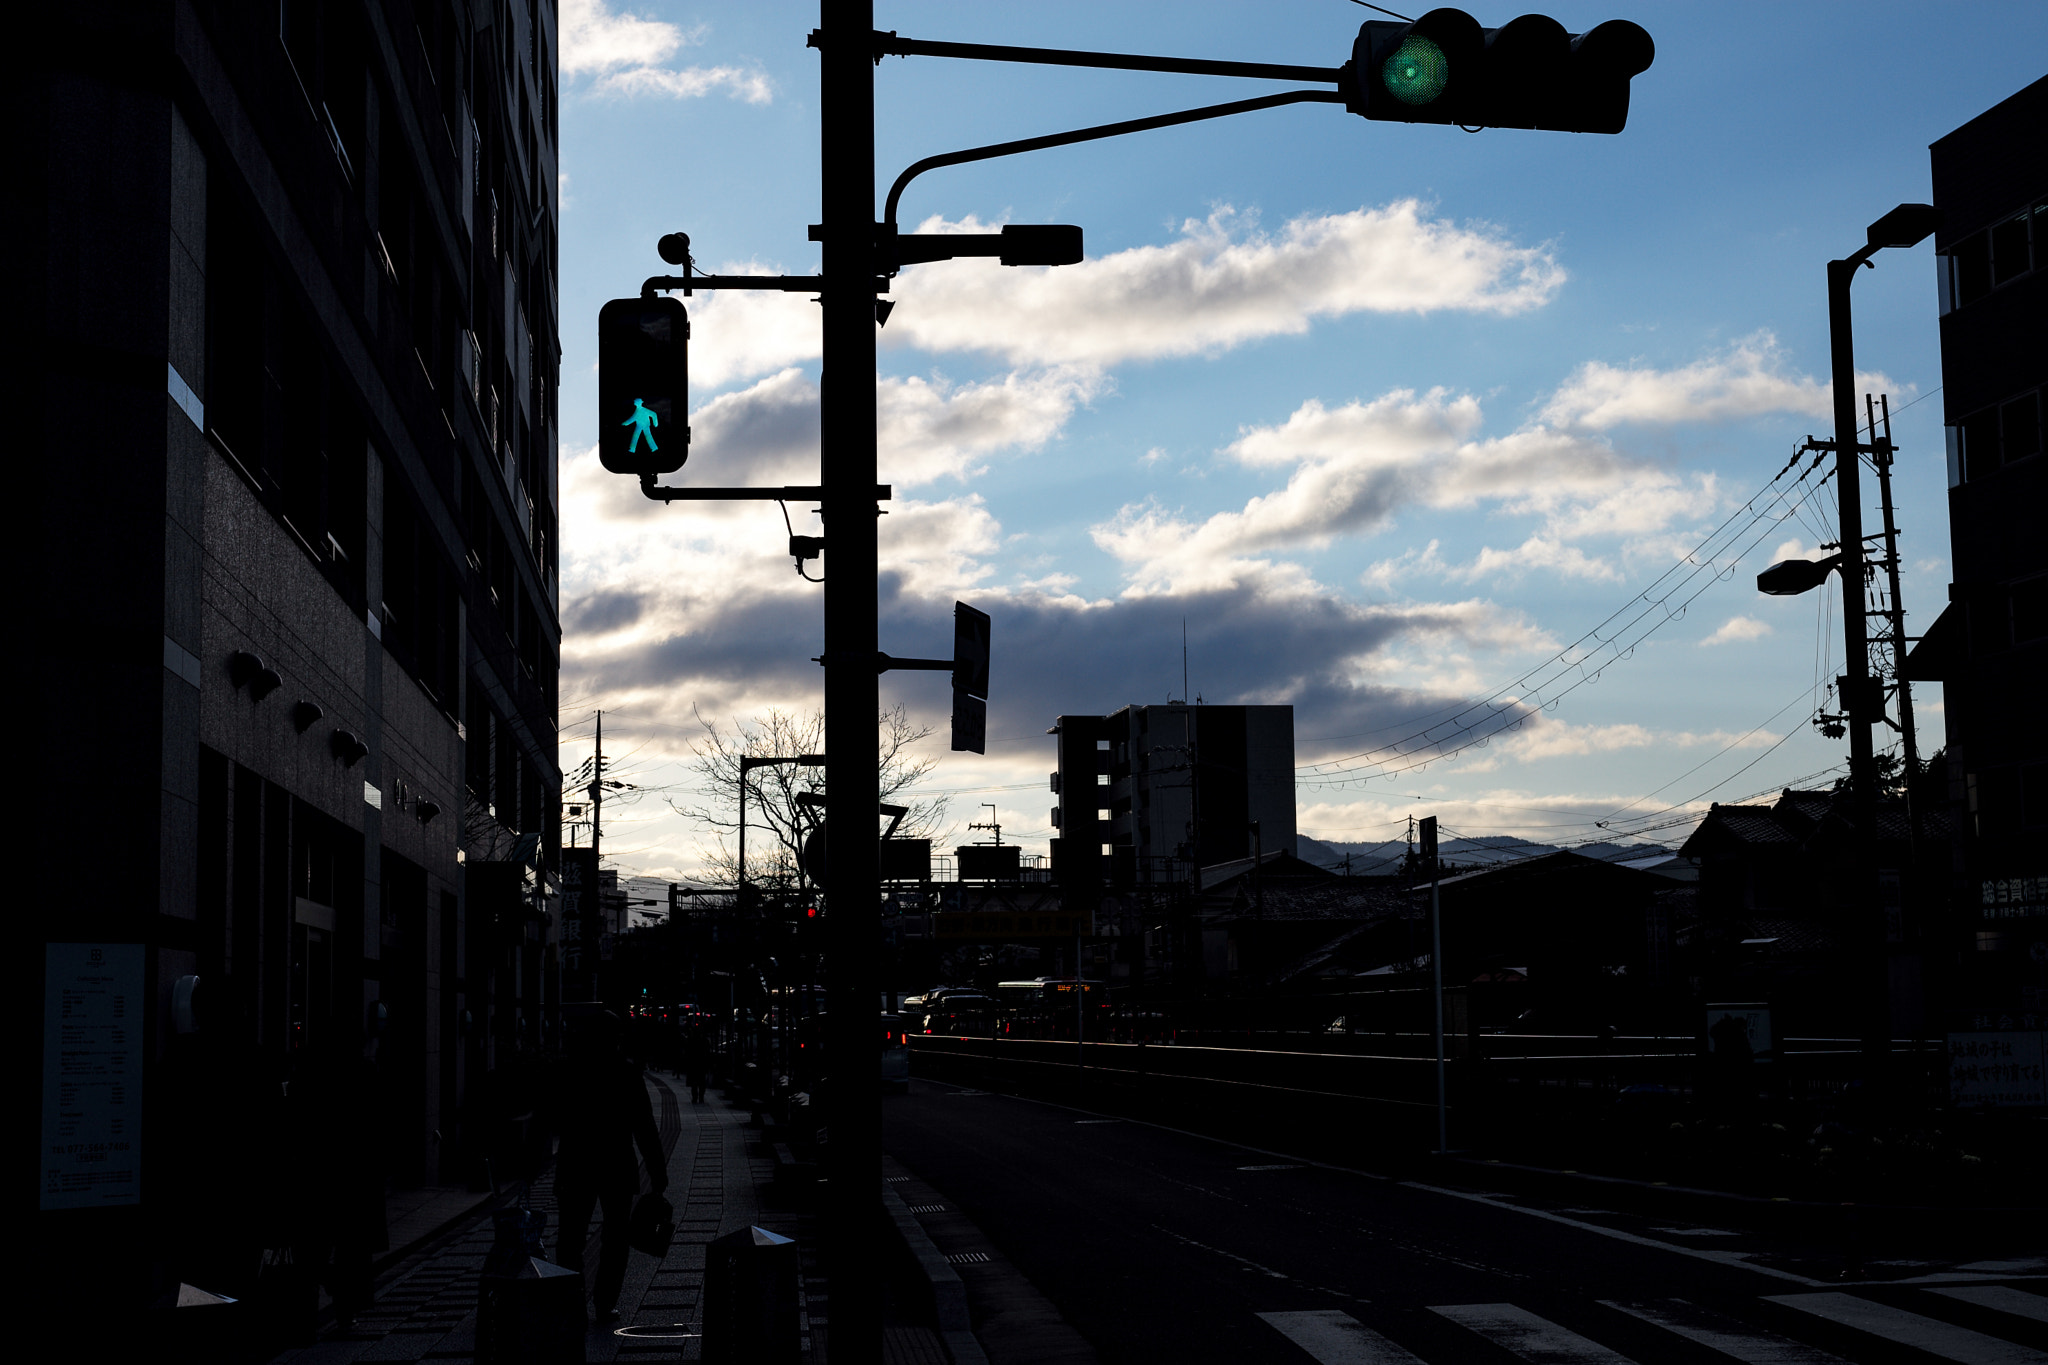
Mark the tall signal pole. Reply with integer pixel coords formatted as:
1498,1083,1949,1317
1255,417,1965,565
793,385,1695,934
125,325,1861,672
816,2,882,1355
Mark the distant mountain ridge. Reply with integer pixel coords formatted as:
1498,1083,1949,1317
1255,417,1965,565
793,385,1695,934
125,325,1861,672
1296,833,1673,875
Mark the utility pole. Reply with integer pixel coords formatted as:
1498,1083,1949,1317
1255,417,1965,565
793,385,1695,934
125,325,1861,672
1869,394,1921,818
1422,816,1447,1154
816,2,882,1355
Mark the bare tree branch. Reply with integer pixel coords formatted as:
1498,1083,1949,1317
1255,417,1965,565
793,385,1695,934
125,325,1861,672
670,704,949,899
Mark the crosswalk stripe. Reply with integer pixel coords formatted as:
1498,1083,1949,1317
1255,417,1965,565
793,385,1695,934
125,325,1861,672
1929,1287,2048,1325
1258,1310,1426,1364
1431,1303,1636,1363
1764,1292,2048,1364
1599,1298,1849,1363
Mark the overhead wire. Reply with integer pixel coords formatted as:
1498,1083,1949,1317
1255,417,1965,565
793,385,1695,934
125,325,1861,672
1297,446,1831,788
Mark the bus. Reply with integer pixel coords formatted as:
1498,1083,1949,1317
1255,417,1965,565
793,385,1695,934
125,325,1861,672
993,978,1109,1039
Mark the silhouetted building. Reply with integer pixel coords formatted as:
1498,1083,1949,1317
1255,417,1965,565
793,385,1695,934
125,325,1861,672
1051,703,1297,888
25,0,561,1328
1682,789,1953,1033
1910,77,2047,1023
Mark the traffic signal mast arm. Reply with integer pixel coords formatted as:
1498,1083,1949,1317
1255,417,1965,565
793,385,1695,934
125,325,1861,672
635,476,890,504
869,31,1344,85
882,90,1346,234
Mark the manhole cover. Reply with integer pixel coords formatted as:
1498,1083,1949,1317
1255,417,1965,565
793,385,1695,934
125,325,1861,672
614,1325,700,1340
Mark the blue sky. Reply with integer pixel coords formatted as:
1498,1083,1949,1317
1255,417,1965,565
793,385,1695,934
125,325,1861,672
552,1,2047,882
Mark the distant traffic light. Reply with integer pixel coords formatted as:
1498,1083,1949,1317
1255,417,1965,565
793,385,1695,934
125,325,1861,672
1345,9,1654,134
598,296,690,475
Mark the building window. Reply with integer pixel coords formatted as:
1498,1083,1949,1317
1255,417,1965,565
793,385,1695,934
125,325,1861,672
1950,387,2042,482
1940,200,2042,313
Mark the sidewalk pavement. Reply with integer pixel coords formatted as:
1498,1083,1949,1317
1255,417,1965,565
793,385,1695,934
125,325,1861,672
268,1071,821,1363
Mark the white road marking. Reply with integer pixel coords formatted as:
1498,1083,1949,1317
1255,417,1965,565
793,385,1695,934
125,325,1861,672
1402,1183,1826,1287
1240,1163,1307,1171
1600,1297,1848,1363
1929,1287,2048,1324
1764,1292,2048,1364
1258,1310,1425,1364
1431,1302,1636,1362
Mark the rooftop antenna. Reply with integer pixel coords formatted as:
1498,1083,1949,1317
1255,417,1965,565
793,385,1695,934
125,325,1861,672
1181,616,1188,705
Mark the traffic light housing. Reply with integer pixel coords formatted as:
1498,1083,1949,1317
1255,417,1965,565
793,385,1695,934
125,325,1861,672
598,296,691,475
1344,9,1653,134
951,602,990,755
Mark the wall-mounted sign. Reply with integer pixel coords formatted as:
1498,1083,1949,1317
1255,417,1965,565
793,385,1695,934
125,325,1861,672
1948,1031,2046,1108
41,943,143,1209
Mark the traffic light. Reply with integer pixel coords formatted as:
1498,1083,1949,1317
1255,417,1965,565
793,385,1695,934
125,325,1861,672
598,296,690,475
1344,9,1654,134
951,602,990,755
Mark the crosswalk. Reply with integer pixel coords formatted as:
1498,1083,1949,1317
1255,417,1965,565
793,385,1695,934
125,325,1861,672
1261,1287,2047,1364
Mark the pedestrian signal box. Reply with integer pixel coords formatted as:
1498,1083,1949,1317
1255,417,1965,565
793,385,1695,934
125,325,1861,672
598,297,690,475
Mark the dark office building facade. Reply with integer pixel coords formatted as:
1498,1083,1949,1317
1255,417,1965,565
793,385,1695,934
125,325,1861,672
1051,703,1298,888
21,0,562,1323
1916,77,2047,1023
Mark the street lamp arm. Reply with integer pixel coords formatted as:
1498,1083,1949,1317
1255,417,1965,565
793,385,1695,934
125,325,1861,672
870,30,1344,86
883,89,1346,229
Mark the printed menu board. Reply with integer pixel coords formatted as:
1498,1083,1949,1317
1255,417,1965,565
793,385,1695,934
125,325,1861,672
41,943,143,1209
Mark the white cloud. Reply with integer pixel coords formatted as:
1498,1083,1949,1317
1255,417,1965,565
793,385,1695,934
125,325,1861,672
1451,537,1625,584
882,203,1565,369
1537,331,1903,431
560,0,770,102
1094,388,1660,594
877,367,1105,486
1701,615,1774,646
1768,537,1830,563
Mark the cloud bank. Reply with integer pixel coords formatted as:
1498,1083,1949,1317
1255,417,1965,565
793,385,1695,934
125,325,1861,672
561,0,771,102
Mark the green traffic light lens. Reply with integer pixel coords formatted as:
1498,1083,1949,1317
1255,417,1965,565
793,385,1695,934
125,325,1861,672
1382,35,1449,106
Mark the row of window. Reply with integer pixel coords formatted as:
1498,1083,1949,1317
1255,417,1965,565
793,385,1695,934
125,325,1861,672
466,687,548,834
1947,386,2041,485
1938,198,2043,314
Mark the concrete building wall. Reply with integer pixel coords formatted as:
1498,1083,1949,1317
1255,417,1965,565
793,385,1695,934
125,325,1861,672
26,0,563,1323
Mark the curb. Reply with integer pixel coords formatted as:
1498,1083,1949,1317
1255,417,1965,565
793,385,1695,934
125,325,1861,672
880,1184,989,1365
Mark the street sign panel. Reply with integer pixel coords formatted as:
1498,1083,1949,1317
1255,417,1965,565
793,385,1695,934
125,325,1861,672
951,689,986,754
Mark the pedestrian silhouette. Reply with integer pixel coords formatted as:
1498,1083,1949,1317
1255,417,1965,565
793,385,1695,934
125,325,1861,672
548,1012,666,1324
684,1023,711,1104
623,398,659,453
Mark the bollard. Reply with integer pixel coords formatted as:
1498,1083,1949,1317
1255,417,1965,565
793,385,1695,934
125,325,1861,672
158,1283,249,1365
702,1226,800,1364
476,1257,586,1364
476,1208,585,1364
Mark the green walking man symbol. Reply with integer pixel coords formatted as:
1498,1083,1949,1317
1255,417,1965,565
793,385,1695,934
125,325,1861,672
623,398,660,453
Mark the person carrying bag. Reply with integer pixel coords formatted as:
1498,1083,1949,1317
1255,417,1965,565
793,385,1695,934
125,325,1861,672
548,1012,668,1324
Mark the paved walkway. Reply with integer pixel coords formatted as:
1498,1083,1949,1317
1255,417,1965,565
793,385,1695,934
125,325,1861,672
269,1072,819,1363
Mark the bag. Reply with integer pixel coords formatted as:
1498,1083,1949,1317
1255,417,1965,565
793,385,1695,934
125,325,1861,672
629,1192,675,1257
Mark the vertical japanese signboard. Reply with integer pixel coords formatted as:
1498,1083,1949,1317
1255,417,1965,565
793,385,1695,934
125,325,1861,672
561,847,598,1001
41,943,143,1209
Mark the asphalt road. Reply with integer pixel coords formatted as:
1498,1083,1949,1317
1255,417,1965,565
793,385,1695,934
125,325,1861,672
881,1078,2048,1365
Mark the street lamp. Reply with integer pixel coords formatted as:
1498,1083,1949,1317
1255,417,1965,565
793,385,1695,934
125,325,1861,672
1756,201,1938,1065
